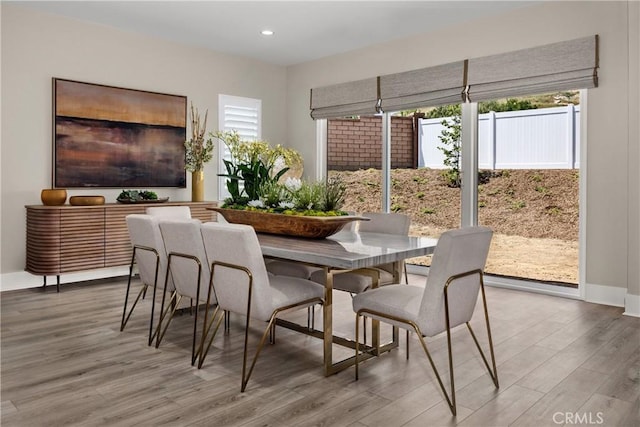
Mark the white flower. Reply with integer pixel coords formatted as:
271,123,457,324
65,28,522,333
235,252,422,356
284,177,302,192
248,200,264,208
272,156,287,175
279,201,294,209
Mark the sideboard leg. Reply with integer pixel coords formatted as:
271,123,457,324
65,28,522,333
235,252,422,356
56,275,60,293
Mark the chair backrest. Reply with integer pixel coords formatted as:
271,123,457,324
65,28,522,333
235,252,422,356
157,218,212,303
201,222,273,321
125,214,174,292
359,212,411,236
146,206,192,219
358,212,411,274
417,226,493,337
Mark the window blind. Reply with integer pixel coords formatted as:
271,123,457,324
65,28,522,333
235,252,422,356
466,35,599,102
379,60,467,112
218,94,261,200
310,77,379,119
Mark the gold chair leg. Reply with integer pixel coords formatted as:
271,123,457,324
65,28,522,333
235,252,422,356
120,246,160,348
355,313,361,380
241,314,275,392
154,292,180,348
196,305,224,369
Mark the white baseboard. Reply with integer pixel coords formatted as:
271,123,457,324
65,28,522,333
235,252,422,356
0,267,129,292
623,292,640,317
583,282,626,307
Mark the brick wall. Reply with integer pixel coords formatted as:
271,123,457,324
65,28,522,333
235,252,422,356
327,116,415,171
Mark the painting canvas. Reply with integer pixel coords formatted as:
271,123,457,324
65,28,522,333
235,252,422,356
54,78,187,188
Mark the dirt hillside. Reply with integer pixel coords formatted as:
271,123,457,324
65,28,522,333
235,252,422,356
331,168,579,284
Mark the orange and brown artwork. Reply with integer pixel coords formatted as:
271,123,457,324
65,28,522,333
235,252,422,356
53,78,187,188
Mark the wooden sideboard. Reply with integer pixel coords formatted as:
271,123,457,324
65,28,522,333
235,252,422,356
25,201,216,291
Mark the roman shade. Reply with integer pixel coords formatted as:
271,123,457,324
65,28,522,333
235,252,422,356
467,35,599,102
379,60,467,112
310,77,379,119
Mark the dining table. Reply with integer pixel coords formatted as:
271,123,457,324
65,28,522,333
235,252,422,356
257,229,438,376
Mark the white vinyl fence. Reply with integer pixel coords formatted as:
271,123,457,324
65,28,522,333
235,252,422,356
419,105,580,169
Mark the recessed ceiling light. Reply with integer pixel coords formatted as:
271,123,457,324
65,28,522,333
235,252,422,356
261,30,274,36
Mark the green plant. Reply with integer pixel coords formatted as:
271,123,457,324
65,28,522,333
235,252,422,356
511,200,526,210
421,207,436,214
291,181,324,211
390,204,404,212
117,190,158,201
546,206,562,216
535,186,549,195
416,192,425,199
478,201,487,208
412,176,428,184
437,115,461,188
214,130,301,204
531,173,543,183
321,176,347,211
184,103,214,172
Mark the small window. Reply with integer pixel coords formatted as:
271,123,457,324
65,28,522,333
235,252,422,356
217,94,261,200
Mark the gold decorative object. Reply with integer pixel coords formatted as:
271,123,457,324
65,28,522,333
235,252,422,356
192,171,204,202
185,103,213,202
41,189,67,206
69,195,105,206
211,207,365,239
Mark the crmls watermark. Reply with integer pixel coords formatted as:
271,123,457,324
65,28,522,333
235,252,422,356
553,412,605,425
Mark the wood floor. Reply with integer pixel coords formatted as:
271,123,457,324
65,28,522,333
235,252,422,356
1,275,639,426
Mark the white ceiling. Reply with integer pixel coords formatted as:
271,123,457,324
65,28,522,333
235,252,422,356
18,1,539,66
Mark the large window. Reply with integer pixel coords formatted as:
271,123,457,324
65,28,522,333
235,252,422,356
217,94,261,200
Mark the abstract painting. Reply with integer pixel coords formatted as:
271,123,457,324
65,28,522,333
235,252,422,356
53,78,187,188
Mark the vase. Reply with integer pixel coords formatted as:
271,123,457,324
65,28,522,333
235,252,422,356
41,188,67,206
191,171,204,202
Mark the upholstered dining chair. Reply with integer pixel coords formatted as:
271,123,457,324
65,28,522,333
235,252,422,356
199,222,325,392
309,212,410,343
156,218,215,366
145,205,192,218
309,211,411,293
352,226,498,416
122,214,174,345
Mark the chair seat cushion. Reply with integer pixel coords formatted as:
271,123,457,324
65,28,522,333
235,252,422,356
265,260,321,279
269,275,325,311
352,284,422,330
310,268,394,294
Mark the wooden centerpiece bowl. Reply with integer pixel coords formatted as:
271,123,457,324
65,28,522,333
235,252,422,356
211,207,366,239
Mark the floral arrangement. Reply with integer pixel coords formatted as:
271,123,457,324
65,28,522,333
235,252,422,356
213,130,347,216
184,103,214,172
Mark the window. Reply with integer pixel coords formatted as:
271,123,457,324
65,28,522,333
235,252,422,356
217,94,261,200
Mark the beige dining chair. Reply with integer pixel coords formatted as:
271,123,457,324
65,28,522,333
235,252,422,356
309,212,410,343
352,226,498,416
156,218,215,366
145,205,192,218
310,212,411,292
122,214,174,345
199,222,325,391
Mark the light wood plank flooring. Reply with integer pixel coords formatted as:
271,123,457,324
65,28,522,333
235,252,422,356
1,275,639,426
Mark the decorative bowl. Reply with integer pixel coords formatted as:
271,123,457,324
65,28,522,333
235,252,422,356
69,195,106,206
41,189,67,206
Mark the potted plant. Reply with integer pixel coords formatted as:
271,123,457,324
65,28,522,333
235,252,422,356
184,103,214,201
212,131,362,238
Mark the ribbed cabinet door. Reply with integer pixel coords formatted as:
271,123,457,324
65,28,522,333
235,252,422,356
105,205,145,267
26,207,61,275
60,207,105,272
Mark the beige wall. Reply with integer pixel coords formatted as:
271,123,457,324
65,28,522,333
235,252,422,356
0,4,287,285
286,1,639,310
